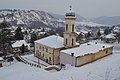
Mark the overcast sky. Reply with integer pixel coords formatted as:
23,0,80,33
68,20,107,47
0,0,120,18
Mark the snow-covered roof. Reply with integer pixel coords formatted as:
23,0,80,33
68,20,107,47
100,30,104,34
76,32,80,35
12,40,28,48
80,30,88,34
38,32,46,35
105,34,116,39
0,57,3,61
35,35,64,48
61,42,113,57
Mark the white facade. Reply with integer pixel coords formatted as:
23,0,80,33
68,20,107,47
60,52,87,66
60,52,76,66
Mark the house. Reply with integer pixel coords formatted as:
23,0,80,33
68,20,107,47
113,26,120,34
91,29,98,38
79,30,89,38
60,42,113,67
104,33,116,43
12,40,29,53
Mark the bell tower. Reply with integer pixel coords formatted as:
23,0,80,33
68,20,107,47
63,6,77,47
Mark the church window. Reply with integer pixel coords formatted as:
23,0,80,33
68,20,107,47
49,57,51,61
46,48,48,52
42,47,44,51
72,38,74,46
42,54,44,57
39,52,41,56
66,38,68,45
72,24,74,32
39,45,41,49
66,24,68,31
36,50,39,55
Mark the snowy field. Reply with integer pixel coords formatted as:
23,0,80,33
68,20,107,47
0,41,120,80
22,54,50,68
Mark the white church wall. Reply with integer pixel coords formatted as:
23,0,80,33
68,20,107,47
60,52,76,66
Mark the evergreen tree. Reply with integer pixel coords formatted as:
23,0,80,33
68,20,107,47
104,27,110,35
15,27,23,40
0,22,11,57
87,32,91,38
30,32,37,45
117,32,120,44
0,22,8,29
21,44,25,54
97,29,101,37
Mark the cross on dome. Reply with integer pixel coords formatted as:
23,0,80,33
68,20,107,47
66,5,75,17
70,5,72,11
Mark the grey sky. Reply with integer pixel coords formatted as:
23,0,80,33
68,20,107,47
0,0,120,18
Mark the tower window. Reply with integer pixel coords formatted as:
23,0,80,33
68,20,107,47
42,47,44,51
66,38,68,45
46,48,48,52
39,45,41,49
49,57,51,61
42,54,44,57
72,24,74,32
72,38,74,46
66,24,68,31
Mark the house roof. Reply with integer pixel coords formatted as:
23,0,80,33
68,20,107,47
105,34,116,39
61,42,113,57
0,57,3,61
12,40,28,48
80,30,88,34
35,35,65,48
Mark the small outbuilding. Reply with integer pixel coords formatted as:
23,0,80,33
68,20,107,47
12,40,29,53
60,42,113,67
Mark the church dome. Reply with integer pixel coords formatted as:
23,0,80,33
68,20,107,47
66,5,75,17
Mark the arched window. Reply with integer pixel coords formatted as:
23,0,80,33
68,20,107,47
66,38,68,45
39,52,41,56
72,24,74,32
49,57,51,61
66,24,68,31
42,47,44,51
72,38,74,46
42,54,44,57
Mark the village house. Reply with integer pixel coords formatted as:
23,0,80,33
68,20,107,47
113,26,120,34
34,6,113,66
12,40,29,53
104,33,116,43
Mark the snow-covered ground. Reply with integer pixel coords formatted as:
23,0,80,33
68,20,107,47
22,54,50,68
0,41,120,80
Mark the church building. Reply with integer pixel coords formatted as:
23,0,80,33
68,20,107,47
34,6,79,65
34,6,113,66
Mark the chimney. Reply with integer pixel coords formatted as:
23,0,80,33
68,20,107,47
103,46,105,48
71,53,74,56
